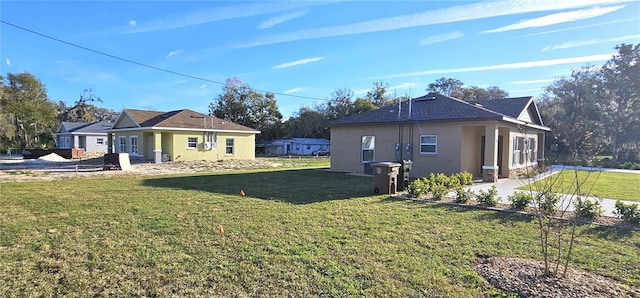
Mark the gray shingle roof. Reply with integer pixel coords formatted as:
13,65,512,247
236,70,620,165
330,93,509,126
59,121,112,133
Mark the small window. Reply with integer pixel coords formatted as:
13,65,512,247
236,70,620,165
513,137,524,165
130,136,138,154
226,138,234,155
361,136,375,162
187,137,198,149
528,138,536,162
420,135,437,154
118,136,126,153
96,138,104,145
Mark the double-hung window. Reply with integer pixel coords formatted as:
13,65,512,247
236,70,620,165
513,137,524,165
187,137,198,149
118,136,126,153
527,138,536,162
420,135,437,154
130,136,138,155
226,138,234,155
361,136,375,162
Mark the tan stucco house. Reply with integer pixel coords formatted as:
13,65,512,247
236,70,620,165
329,93,550,182
108,109,259,163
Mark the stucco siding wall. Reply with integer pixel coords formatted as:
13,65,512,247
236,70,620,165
461,126,483,176
171,131,255,161
408,123,463,177
84,135,108,152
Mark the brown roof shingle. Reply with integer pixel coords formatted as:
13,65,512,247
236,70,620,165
119,109,259,132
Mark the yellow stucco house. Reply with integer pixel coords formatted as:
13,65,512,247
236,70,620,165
329,93,551,182
108,109,259,163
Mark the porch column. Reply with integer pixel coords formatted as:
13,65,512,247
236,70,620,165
537,132,545,169
107,132,113,153
73,135,80,148
153,131,162,164
482,122,499,182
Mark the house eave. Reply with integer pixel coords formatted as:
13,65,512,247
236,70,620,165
108,126,260,134
501,116,551,131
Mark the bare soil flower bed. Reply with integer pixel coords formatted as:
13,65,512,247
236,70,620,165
474,257,640,297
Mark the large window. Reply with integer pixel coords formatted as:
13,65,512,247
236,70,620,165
61,137,70,149
527,138,536,162
187,137,198,149
130,136,138,155
513,137,524,165
420,135,437,154
118,136,126,153
361,136,375,162
226,138,234,155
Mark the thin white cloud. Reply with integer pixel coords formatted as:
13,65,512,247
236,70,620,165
5,58,10,66
378,54,613,79
511,79,556,85
235,0,632,48
484,5,625,33
389,82,416,90
273,57,324,69
542,34,640,51
524,17,639,36
124,2,319,33
199,84,208,89
419,31,463,46
166,50,181,58
129,20,136,26
284,87,303,94
259,10,308,29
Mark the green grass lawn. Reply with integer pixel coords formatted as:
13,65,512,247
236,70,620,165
1,167,639,296
521,170,640,202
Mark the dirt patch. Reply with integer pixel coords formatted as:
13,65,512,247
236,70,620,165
0,159,281,182
474,257,640,297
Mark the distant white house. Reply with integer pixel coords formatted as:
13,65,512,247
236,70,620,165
55,121,113,153
264,138,330,156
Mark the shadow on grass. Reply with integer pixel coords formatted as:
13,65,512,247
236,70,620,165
142,168,375,204
579,222,638,240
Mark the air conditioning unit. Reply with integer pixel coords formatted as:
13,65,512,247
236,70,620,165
210,142,217,149
203,142,212,150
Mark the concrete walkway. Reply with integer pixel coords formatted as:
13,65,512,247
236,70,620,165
462,165,640,217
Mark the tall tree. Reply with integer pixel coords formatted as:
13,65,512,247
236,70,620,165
57,89,104,123
426,77,464,96
209,77,284,140
287,107,328,139
541,67,606,158
324,88,354,120
366,81,394,107
0,72,58,148
600,43,640,161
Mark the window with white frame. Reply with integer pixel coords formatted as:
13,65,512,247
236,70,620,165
130,136,138,155
96,138,104,145
361,136,375,162
61,136,70,148
527,137,536,162
118,136,126,153
513,137,524,165
226,138,234,155
420,135,437,154
187,137,198,149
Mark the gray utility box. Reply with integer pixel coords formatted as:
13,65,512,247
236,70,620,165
371,162,401,195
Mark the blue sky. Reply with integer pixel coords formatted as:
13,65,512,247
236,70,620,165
2,0,639,118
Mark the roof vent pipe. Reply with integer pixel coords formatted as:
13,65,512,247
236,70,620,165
408,97,412,118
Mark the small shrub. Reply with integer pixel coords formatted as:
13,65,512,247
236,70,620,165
507,191,532,210
454,171,474,186
614,200,640,223
535,190,560,215
476,185,499,207
574,197,603,219
430,173,451,188
448,175,462,189
454,187,474,204
430,183,449,200
407,177,430,198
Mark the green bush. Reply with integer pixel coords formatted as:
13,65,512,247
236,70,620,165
430,173,451,187
407,177,430,198
535,190,560,215
614,200,640,223
454,187,474,204
476,185,499,207
574,197,603,219
507,191,532,210
430,184,449,200
454,171,474,186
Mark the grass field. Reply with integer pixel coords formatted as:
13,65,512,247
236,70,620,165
1,165,639,296
521,169,640,202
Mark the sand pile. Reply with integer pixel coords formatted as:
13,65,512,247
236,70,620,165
36,153,70,162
